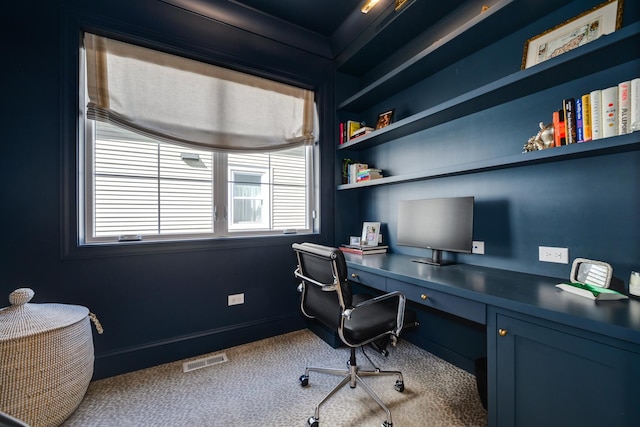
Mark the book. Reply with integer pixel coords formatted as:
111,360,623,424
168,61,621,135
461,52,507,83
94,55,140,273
350,126,374,139
346,120,363,140
601,86,618,138
552,109,566,147
556,282,628,301
618,80,631,135
356,168,383,181
339,246,388,255
632,78,640,133
342,244,388,250
575,97,584,142
590,90,602,140
339,122,345,145
563,98,576,144
348,163,368,184
580,93,592,142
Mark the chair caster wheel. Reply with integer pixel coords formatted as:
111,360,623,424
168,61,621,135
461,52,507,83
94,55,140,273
299,374,309,387
394,380,404,392
307,416,319,427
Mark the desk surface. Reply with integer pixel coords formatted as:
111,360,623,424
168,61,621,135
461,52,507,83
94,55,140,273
343,253,640,346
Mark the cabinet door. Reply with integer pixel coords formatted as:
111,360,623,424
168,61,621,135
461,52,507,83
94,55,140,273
492,312,640,427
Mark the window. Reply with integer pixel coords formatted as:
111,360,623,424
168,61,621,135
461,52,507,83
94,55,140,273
80,33,316,245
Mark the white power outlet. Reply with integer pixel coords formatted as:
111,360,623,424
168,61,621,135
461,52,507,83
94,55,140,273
228,293,245,306
538,246,569,264
472,241,485,254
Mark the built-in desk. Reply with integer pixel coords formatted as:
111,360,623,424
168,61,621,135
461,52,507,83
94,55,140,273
343,252,640,427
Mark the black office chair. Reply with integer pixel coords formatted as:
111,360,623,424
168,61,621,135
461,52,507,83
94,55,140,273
292,242,417,427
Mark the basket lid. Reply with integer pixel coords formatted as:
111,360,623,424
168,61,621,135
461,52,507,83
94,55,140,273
0,288,89,341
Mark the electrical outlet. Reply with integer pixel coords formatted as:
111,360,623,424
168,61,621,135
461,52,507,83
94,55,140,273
538,246,569,264
228,293,245,306
472,241,485,254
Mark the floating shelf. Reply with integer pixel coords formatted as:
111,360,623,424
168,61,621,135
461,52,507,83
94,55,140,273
337,133,640,190
337,23,640,153
337,0,572,112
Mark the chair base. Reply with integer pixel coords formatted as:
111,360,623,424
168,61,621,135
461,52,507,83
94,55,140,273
299,347,404,427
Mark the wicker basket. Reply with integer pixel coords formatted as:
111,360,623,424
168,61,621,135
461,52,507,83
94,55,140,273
0,288,103,427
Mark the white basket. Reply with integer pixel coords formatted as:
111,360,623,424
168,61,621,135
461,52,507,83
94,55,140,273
0,288,102,427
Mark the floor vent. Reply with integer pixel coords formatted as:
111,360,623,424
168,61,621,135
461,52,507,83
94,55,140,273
182,353,228,373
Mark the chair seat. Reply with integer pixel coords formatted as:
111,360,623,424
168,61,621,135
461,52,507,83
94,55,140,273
343,294,417,345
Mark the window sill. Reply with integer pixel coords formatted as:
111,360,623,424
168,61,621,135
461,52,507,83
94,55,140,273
62,232,318,259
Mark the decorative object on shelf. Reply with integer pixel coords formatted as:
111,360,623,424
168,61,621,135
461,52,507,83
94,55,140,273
350,236,361,245
342,158,353,184
361,222,381,246
523,121,555,152
521,0,624,69
376,109,394,129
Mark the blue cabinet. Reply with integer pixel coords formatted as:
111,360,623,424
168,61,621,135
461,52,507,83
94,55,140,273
489,308,640,427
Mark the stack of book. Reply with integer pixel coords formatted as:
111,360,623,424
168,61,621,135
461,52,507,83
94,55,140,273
350,126,374,140
356,168,383,182
338,120,375,144
547,77,639,148
339,244,388,255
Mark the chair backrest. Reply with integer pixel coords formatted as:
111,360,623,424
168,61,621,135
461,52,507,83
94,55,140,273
292,243,353,329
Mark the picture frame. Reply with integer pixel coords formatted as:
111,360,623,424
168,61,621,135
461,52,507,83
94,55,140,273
360,222,381,246
375,109,394,130
521,0,624,70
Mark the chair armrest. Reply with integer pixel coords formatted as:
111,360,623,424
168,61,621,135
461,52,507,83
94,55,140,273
294,267,338,292
343,291,406,337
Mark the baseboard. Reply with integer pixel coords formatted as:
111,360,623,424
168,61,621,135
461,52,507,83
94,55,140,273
93,313,306,379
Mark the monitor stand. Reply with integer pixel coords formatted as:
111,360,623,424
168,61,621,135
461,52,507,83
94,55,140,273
411,249,455,266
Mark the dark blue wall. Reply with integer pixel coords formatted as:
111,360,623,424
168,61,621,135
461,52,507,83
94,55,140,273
0,0,335,379
338,1,640,285
2,0,639,380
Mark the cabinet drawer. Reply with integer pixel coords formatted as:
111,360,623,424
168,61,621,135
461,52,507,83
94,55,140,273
348,268,386,291
388,278,485,324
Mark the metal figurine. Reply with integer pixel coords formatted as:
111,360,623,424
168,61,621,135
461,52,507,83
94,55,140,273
523,121,554,152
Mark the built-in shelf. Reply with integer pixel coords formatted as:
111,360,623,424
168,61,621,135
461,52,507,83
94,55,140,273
337,133,640,190
337,22,640,153
337,0,570,112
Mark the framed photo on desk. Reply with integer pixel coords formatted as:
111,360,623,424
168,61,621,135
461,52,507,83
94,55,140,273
361,222,380,246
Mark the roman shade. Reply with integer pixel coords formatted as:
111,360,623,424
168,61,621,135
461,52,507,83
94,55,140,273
84,33,316,152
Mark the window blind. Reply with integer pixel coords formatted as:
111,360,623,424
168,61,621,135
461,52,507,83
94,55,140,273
84,33,316,152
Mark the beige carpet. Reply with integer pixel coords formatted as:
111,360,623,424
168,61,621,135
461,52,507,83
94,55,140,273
62,329,487,427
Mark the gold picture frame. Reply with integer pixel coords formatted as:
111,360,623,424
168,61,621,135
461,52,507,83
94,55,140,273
395,0,409,11
521,0,624,70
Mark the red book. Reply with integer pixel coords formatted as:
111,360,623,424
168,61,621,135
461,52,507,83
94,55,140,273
553,110,566,147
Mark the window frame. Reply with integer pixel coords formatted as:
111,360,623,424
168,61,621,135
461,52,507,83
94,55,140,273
60,20,326,259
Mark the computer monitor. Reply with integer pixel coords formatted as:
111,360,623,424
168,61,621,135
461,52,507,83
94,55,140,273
397,196,474,266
